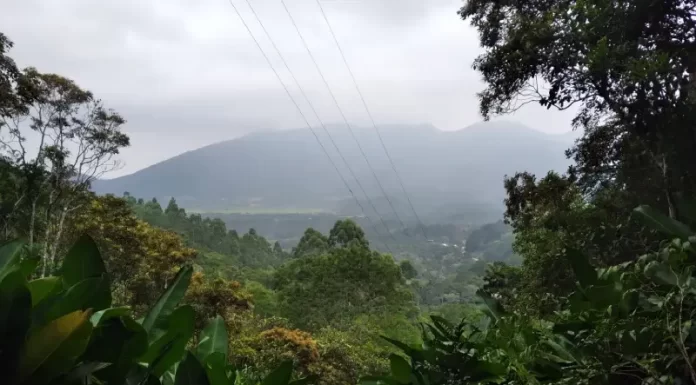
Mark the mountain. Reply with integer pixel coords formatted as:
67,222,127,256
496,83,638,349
92,121,575,223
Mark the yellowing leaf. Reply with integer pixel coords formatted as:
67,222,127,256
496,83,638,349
19,310,93,384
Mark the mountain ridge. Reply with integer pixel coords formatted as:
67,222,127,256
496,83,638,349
93,121,574,221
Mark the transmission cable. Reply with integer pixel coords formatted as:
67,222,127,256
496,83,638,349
224,0,394,253
239,0,398,246
279,0,408,233
314,0,429,240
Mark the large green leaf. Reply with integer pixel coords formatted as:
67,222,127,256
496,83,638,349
28,277,61,306
141,305,196,377
141,265,193,335
634,205,693,239
0,270,31,383
389,354,411,384
544,337,580,363
19,256,39,278
61,362,111,385
262,361,293,385
476,290,506,321
429,315,454,334
0,239,25,281
61,234,109,287
34,276,111,327
677,198,696,224
644,261,680,286
425,324,448,343
125,363,164,385
175,352,211,385
197,315,228,361
566,249,597,289
381,336,418,356
203,352,230,385
85,316,147,364
58,275,110,313
18,310,94,385
90,306,131,326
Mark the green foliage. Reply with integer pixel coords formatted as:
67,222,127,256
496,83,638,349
363,206,696,385
275,235,416,330
328,219,369,250
465,220,509,254
0,235,306,385
459,0,696,185
398,260,417,280
245,280,279,317
197,315,229,361
127,196,286,270
69,195,199,311
310,326,390,385
292,228,329,259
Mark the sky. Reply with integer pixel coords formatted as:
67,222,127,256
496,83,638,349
0,0,576,177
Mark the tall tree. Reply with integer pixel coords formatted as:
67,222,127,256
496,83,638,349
458,1,696,314
275,221,414,330
0,33,129,274
328,219,369,250
293,228,329,258
460,0,696,219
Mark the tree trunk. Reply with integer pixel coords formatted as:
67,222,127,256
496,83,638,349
48,207,68,275
29,199,37,247
40,221,52,277
661,155,678,220
40,191,56,277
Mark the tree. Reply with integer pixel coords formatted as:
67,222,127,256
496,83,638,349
165,197,179,214
457,0,693,316
275,228,415,330
328,219,369,250
399,260,418,280
459,0,696,219
0,35,129,274
66,194,197,311
185,271,252,332
481,262,522,312
502,170,661,314
465,220,509,253
293,228,329,258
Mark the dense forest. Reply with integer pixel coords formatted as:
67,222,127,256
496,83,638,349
2,0,696,384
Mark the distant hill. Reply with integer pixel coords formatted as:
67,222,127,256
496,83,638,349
92,121,574,223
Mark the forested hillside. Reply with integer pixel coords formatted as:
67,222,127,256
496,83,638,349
92,121,572,217
1,0,696,384
123,193,510,309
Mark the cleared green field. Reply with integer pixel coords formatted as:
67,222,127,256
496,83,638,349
187,207,332,215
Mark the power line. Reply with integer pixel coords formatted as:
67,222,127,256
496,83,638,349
314,0,429,240
224,0,394,253
239,0,397,247
279,0,408,233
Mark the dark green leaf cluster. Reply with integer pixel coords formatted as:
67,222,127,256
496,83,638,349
0,235,306,385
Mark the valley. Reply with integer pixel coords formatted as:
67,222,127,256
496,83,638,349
1,0,692,383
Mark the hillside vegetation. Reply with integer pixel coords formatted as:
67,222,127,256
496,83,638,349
1,0,696,384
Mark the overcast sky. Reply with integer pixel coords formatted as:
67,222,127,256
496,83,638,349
1,0,576,176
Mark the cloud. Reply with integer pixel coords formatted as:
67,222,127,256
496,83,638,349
0,0,576,176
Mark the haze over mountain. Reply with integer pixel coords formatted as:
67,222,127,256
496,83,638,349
92,121,575,222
